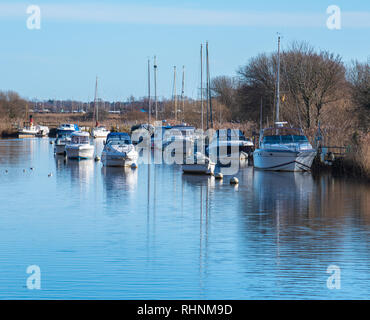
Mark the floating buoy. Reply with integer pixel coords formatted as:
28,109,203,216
131,163,138,169
50,141,53,145
30,167,34,170
48,173,53,177
215,172,223,180
230,177,239,185
94,156,101,162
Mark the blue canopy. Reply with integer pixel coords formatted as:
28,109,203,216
107,132,130,139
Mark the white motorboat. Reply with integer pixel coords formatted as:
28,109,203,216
56,123,79,135
253,36,316,172
101,132,138,167
253,123,316,171
65,131,94,159
91,126,110,138
208,129,254,162
182,152,215,175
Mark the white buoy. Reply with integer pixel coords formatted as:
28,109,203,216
230,177,239,184
215,172,223,180
131,163,138,169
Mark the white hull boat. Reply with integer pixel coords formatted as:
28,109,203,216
253,149,316,171
182,152,215,175
18,125,38,137
65,131,94,159
66,145,94,159
92,126,110,139
101,132,138,167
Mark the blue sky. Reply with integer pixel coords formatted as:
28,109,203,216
0,0,369,101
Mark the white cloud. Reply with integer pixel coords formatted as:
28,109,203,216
0,3,369,28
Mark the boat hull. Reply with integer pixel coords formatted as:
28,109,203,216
101,152,138,167
182,163,215,175
253,149,316,172
66,145,94,159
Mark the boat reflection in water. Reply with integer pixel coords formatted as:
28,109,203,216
101,166,138,193
252,170,314,213
64,158,95,186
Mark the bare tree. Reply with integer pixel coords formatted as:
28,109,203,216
347,59,370,131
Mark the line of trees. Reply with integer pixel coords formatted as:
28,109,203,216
211,42,369,138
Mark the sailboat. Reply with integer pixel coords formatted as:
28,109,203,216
253,37,316,172
91,77,110,139
182,43,215,175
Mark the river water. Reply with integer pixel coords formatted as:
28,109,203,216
0,138,369,299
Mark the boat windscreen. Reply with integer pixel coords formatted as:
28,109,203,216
108,136,132,144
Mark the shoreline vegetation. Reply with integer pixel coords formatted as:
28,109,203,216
0,42,369,180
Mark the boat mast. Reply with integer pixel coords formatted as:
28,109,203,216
275,36,281,124
173,66,177,121
181,65,185,123
93,76,98,126
206,43,209,130
206,41,213,129
260,97,263,130
154,56,158,121
200,44,204,131
148,59,151,124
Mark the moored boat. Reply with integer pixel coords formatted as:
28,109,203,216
253,123,316,171
91,126,110,139
253,36,316,172
65,131,94,159
54,133,72,156
182,152,215,175
101,132,138,167
208,129,254,162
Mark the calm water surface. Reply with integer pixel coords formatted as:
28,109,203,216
0,138,369,299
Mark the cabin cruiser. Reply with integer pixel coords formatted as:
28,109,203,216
91,126,110,139
253,122,316,171
56,123,79,136
162,125,196,155
101,132,138,167
65,131,94,159
54,132,72,156
208,129,254,162
182,152,216,175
